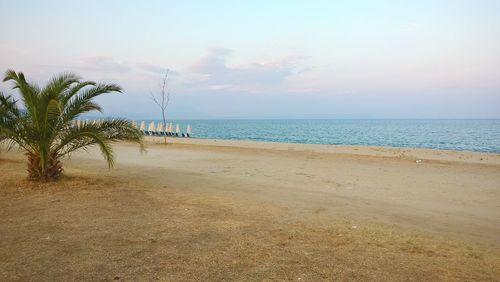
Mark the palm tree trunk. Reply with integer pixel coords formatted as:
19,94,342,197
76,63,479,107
26,152,63,181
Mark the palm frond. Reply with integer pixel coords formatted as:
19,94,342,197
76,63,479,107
3,70,41,124
55,119,143,167
40,73,81,99
0,92,35,153
61,81,96,105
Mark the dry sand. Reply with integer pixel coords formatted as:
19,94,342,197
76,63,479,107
1,138,499,281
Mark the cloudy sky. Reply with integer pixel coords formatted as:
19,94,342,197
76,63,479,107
0,0,499,119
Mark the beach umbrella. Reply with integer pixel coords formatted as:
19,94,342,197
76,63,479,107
156,122,164,134
139,121,146,132
164,123,169,134
186,124,192,136
175,124,180,134
148,121,156,135
168,123,173,134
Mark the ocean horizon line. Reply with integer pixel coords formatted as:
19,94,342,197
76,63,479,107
81,117,500,121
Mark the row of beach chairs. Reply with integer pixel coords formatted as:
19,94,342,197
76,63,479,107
132,121,192,137
74,120,192,137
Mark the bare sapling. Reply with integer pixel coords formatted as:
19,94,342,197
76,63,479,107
150,70,171,144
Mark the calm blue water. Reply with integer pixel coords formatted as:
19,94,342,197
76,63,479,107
141,119,500,153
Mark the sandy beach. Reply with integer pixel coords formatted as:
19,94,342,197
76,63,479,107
1,138,499,280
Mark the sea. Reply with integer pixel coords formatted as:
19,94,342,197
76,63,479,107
138,119,500,153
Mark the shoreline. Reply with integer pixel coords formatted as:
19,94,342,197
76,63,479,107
143,136,500,166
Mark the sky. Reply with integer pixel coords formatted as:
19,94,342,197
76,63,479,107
0,0,499,119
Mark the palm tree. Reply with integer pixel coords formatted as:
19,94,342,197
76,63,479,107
0,70,144,181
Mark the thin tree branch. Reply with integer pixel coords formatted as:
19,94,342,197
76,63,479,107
149,69,171,144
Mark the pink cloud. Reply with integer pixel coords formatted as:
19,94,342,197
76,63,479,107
77,56,130,73
186,47,304,93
